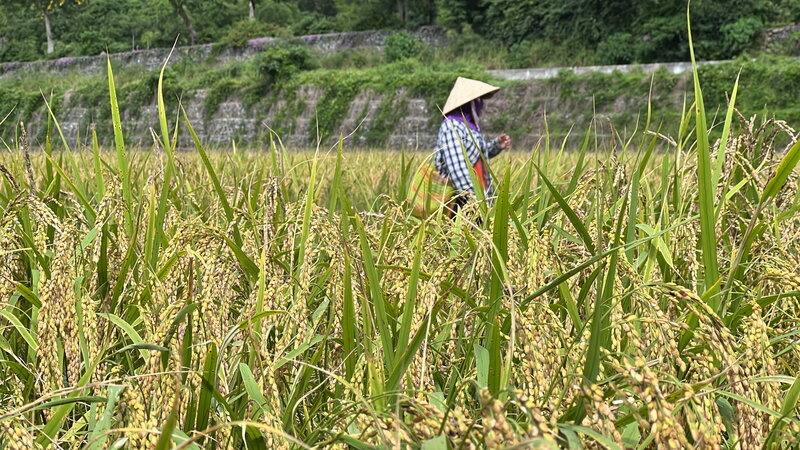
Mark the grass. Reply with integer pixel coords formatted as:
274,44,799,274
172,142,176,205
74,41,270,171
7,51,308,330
1,17,800,450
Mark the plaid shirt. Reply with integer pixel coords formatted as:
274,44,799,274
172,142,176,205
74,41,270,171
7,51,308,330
435,119,502,198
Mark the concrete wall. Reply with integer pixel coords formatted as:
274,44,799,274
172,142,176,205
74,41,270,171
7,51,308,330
488,60,720,81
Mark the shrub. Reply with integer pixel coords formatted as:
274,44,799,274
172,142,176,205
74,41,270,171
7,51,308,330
318,48,383,69
598,32,639,64
384,32,425,62
637,16,687,63
721,17,764,56
437,25,521,69
505,39,599,68
766,31,800,57
219,19,288,49
254,44,319,88
291,13,338,35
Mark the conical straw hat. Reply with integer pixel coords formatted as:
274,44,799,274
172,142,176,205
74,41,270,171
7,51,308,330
442,77,500,115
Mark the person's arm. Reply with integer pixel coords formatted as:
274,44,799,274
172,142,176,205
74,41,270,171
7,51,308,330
440,123,476,194
485,137,503,158
461,127,501,159
483,133,512,159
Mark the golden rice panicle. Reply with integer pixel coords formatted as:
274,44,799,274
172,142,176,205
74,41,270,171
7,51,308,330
407,395,479,446
512,389,558,443
0,194,26,298
380,226,414,303
514,299,567,412
407,396,446,442
211,409,235,449
736,301,782,447
566,169,594,217
120,380,159,450
82,290,107,383
658,284,766,447
620,263,686,373
610,153,629,198
88,178,129,294
324,243,347,356
740,302,782,408
36,220,83,392
479,388,516,448
683,348,725,448
0,206,23,305
243,358,285,449
198,242,240,346
507,225,553,296
611,313,692,448
671,221,700,289
623,356,689,449
761,266,800,291
580,383,623,447
0,375,34,450
348,354,367,402
271,203,321,354
0,418,34,450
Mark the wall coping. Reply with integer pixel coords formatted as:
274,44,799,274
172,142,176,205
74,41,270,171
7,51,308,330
489,60,724,81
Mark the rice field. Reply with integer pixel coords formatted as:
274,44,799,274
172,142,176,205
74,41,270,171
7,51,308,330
2,46,800,450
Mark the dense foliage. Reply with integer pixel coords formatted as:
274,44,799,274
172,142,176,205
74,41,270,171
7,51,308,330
3,0,800,65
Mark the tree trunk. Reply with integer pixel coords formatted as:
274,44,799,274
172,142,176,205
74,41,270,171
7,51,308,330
44,10,54,54
169,0,198,45
248,0,256,20
397,0,406,25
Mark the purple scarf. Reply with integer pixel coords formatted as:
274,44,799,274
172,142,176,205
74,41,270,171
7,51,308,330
445,98,484,132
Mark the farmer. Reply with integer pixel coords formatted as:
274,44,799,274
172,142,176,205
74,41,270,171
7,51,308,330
436,77,511,212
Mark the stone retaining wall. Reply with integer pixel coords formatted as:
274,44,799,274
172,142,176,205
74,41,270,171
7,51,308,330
0,27,446,79
3,29,703,150
24,70,689,151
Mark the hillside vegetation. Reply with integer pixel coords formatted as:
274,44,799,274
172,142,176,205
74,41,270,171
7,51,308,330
4,0,800,66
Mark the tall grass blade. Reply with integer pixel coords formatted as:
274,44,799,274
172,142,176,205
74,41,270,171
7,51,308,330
535,164,596,254
106,57,132,233
486,167,511,395
353,214,394,367
580,187,628,420
687,1,720,304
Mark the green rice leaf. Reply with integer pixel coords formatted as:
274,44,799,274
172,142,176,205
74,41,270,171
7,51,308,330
535,163,595,255
106,57,132,233
0,308,37,351
687,2,720,304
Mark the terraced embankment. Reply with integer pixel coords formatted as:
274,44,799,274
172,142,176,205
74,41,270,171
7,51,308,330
0,31,790,149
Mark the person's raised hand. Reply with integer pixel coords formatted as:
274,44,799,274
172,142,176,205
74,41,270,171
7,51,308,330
498,134,512,151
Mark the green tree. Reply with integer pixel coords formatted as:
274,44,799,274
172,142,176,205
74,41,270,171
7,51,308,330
167,0,198,44
480,0,778,62
10,0,84,54
435,0,483,30
334,0,434,30
295,0,337,16
248,0,256,20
